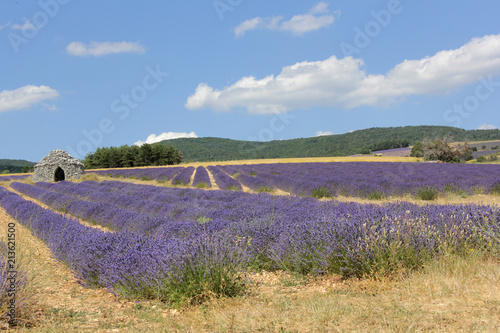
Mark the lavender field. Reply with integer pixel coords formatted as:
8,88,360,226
1,177,499,304
90,162,500,200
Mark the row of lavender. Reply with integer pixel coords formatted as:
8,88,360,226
219,162,500,198
10,181,500,279
0,186,245,304
0,175,30,182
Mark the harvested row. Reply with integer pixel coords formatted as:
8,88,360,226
90,166,185,181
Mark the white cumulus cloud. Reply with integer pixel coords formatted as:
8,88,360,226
316,130,334,136
11,21,35,31
134,132,198,146
234,2,338,38
0,85,59,114
186,33,500,114
477,124,498,130
66,41,145,57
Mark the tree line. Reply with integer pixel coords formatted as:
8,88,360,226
83,144,183,169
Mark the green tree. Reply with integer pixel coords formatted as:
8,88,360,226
135,144,153,166
119,145,136,167
410,142,424,157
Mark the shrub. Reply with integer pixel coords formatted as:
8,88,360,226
491,183,500,195
257,186,273,193
225,185,241,191
195,182,208,189
489,154,498,161
476,156,487,163
417,187,438,200
367,190,383,200
311,187,332,199
141,176,151,181
250,172,257,177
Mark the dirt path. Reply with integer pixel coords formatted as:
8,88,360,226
205,168,219,190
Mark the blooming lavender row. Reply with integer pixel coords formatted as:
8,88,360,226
0,175,30,182
28,180,253,236
222,162,500,198
192,166,212,188
2,181,499,302
219,166,271,192
90,166,185,181
29,180,500,265
16,182,500,275
11,182,166,234
207,166,242,190
0,186,246,303
171,166,195,186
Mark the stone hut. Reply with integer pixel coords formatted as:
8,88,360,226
33,150,84,182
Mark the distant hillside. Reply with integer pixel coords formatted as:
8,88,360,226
0,159,36,173
160,126,500,162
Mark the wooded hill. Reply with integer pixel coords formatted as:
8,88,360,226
159,126,500,162
0,159,36,173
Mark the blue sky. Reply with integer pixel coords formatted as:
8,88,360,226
1,0,500,162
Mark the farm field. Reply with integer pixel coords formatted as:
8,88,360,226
0,160,499,331
88,160,500,201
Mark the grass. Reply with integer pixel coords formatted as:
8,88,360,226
172,179,188,186
366,190,384,200
492,183,500,196
0,221,48,328
8,251,500,332
89,156,423,172
311,187,332,199
225,185,241,191
195,182,210,189
257,186,274,193
416,187,439,200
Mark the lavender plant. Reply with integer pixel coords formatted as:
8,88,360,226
192,166,212,188
171,167,195,186
220,162,500,199
207,166,242,191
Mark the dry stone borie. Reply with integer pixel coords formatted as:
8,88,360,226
33,150,84,182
